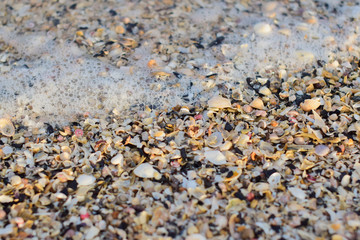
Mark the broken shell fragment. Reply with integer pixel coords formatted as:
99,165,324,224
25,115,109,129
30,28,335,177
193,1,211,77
268,172,281,187
134,163,161,179
204,150,227,165
300,98,321,112
76,174,96,186
250,98,264,109
111,153,124,165
315,145,330,157
208,96,232,109
0,118,15,137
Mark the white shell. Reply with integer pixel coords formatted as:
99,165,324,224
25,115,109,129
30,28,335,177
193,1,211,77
208,96,231,109
0,118,15,137
267,172,281,187
206,132,223,148
134,163,160,179
204,150,227,165
76,174,96,186
289,187,306,200
186,234,206,240
254,22,272,36
315,145,330,157
111,153,124,165
341,175,351,187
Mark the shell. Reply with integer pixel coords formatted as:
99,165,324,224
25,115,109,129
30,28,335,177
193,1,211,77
111,153,124,165
134,163,161,179
300,159,315,170
289,187,306,200
208,96,232,109
259,86,272,96
300,98,321,112
206,132,223,148
314,145,330,157
76,174,96,186
254,22,272,36
0,118,15,137
267,172,281,187
204,150,227,165
250,98,264,110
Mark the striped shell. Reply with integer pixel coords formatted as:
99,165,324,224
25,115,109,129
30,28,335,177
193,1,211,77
300,99,321,112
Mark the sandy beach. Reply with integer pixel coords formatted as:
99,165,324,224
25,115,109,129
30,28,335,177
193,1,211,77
1,0,360,239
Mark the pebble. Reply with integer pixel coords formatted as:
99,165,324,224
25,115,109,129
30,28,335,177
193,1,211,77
254,22,272,36
315,145,330,157
76,174,96,186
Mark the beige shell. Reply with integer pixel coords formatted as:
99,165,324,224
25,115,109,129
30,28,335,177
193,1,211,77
0,118,15,137
300,99,321,112
250,98,264,110
208,96,232,109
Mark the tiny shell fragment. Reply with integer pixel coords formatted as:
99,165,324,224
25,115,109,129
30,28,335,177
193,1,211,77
0,118,15,137
134,163,160,179
250,98,264,109
315,145,330,157
111,153,124,165
289,187,306,200
204,150,227,165
300,99,321,111
208,96,232,109
76,174,96,186
268,172,281,187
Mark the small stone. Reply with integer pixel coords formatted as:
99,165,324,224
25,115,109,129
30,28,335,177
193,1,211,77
76,174,96,186
315,145,330,157
341,175,350,187
111,153,124,165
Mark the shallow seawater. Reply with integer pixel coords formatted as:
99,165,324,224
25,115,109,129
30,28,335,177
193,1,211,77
0,0,359,123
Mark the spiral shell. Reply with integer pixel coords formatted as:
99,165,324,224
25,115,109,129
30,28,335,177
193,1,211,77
0,118,15,137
